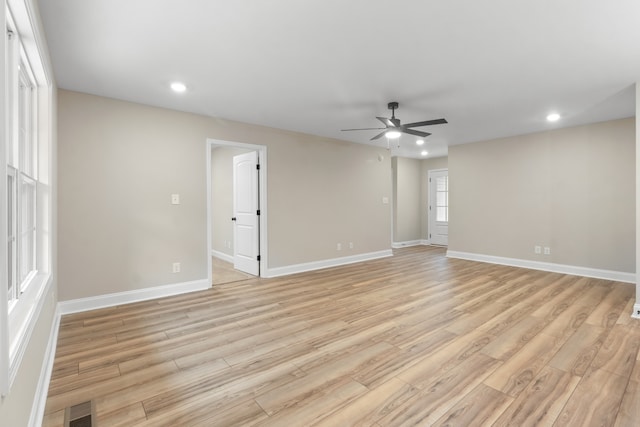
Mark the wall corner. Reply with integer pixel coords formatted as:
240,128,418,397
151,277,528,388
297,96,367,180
636,82,639,314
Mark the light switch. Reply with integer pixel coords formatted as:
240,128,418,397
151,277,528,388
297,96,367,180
171,194,180,205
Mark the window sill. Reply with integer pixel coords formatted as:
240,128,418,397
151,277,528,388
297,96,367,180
7,272,52,388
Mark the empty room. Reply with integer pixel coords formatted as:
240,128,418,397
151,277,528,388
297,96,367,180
1,0,639,426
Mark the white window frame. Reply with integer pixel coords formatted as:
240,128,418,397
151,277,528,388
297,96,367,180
1,0,53,396
16,54,38,295
6,166,16,310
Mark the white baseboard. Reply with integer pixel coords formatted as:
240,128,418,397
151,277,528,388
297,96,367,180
264,250,393,278
58,279,211,315
211,249,234,264
392,240,428,248
446,250,635,284
32,278,209,425
632,303,640,319
29,305,61,427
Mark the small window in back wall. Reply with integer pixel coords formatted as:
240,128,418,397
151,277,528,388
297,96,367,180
436,176,448,222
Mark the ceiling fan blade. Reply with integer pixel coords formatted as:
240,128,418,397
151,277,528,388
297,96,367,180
376,117,394,127
401,128,431,138
370,130,388,140
341,127,386,131
402,118,448,128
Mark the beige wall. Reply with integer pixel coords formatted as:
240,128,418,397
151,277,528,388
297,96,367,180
267,136,391,266
392,157,422,243
636,82,639,308
58,90,392,301
449,117,635,273
210,146,251,257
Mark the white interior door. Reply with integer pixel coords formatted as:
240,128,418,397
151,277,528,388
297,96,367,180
429,169,449,246
233,151,259,276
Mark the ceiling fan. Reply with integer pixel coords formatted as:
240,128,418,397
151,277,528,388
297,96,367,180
342,102,447,140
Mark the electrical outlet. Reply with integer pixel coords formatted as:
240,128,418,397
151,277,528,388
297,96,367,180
172,262,181,273
349,242,354,249
544,247,551,255
337,243,342,251
534,246,541,254
171,194,180,205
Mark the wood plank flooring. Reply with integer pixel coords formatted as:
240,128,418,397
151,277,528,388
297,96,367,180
212,257,255,286
42,246,640,426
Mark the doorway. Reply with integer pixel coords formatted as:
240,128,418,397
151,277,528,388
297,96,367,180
207,139,267,286
428,168,448,246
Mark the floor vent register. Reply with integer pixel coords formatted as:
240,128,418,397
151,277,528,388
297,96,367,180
64,400,94,427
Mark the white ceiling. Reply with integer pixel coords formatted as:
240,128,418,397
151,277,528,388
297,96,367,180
38,0,639,158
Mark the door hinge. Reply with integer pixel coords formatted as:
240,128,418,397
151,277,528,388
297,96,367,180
257,255,261,261
429,233,431,238
256,210,260,216
256,164,260,170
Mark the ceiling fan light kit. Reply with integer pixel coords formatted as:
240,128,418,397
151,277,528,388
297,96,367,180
342,102,447,146
385,130,402,139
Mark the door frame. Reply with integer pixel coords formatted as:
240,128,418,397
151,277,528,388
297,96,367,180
427,168,448,246
206,139,268,284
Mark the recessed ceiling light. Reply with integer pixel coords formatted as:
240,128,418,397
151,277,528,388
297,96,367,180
170,82,187,93
546,113,560,122
421,150,428,156
386,130,401,139
416,139,425,146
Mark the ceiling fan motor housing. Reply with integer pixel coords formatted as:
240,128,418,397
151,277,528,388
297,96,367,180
388,102,400,125
340,101,446,141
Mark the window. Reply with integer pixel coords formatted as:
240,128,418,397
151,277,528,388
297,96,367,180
7,170,16,305
2,1,53,396
18,59,37,290
435,175,448,222
6,55,37,306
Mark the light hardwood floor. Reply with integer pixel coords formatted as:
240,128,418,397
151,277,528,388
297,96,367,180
212,257,255,286
43,246,640,426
